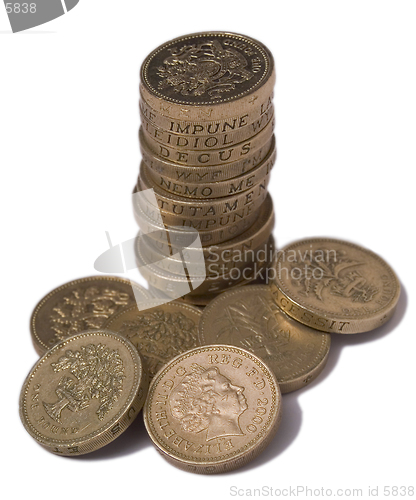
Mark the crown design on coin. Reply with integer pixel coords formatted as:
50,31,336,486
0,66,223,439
50,287,132,341
169,364,248,441
156,41,254,99
42,344,125,424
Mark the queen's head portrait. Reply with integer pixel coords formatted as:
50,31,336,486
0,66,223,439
169,363,248,441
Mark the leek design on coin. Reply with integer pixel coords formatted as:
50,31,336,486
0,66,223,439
199,286,330,393
272,238,401,334
20,331,148,456
144,345,281,474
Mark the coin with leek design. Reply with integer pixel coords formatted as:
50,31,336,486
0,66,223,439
272,238,401,334
30,276,153,355
103,301,202,379
199,285,330,393
144,345,281,474
20,331,148,456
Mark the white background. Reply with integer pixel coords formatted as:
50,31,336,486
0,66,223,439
1,1,415,498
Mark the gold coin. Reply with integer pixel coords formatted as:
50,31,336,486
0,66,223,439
140,104,274,150
272,237,401,334
20,330,148,456
136,237,271,297
144,140,275,199
140,32,275,121
140,117,274,166
138,194,274,266
141,230,274,277
139,88,273,133
103,302,202,379
143,344,281,474
136,162,270,219
30,276,153,355
199,285,330,393
133,187,259,245
140,129,275,183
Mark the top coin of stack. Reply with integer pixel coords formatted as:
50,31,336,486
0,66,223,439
135,32,277,303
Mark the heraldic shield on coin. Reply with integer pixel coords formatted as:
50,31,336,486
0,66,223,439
141,32,273,105
144,345,281,474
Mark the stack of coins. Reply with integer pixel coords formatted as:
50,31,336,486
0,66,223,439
134,32,276,305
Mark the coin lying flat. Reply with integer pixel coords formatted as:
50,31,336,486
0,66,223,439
20,331,148,456
199,285,330,393
30,276,153,355
144,345,281,474
103,301,202,379
272,238,401,334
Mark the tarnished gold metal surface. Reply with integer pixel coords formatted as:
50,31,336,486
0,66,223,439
272,238,401,334
140,104,274,150
137,163,270,219
134,180,268,231
103,302,202,379
199,285,330,393
20,331,148,455
140,130,275,183
143,141,275,199
140,32,275,120
30,276,153,355
143,345,281,473
140,117,274,166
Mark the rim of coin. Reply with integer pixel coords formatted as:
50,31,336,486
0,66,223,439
143,344,282,474
140,32,274,119
134,178,268,230
139,92,274,133
140,105,274,151
30,275,153,355
137,163,270,218
136,234,271,296
140,130,275,183
103,301,202,379
20,330,148,456
143,142,275,199
272,237,401,334
199,285,331,393
140,117,274,167
134,199,259,247
140,231,274,276
135,193,274,260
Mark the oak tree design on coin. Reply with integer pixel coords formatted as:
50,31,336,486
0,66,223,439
42,344,124,424
20,331,148,456
273,238,401,333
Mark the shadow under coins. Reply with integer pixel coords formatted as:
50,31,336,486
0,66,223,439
75,283,407,465
230,281,408,474
77,414,152,461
